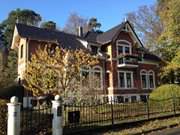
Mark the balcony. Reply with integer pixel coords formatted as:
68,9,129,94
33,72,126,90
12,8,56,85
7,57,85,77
117,54,139,68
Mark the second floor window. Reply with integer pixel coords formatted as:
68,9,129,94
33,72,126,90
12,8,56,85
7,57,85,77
116,40,132,56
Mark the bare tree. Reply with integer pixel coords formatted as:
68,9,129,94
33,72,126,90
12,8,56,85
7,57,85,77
126,4,163,52
63,12,88,35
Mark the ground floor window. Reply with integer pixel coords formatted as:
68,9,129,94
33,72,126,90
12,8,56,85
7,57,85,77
131,96,137,102
117,96,124,103
124,97,129,102
140,70,155,89
80,66,103,89
140,95,147,102
118,71,133,89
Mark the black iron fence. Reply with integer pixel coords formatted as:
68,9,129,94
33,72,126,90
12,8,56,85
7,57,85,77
0,105,7,135
1,97,180,135
63,97,180,134
20,102,52,135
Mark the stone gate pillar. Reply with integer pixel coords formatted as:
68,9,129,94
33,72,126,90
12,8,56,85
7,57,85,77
52,95,63,135
7,96,21,135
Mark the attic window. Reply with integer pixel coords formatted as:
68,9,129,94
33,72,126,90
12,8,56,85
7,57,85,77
116,40,132,56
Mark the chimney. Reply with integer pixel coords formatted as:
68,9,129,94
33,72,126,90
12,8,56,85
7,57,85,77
77,26,83,37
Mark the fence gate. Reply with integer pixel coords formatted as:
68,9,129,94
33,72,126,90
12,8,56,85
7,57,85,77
20,99,52,135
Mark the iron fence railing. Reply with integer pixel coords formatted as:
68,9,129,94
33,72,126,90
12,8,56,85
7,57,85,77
20,103,52,135
63,97,180,134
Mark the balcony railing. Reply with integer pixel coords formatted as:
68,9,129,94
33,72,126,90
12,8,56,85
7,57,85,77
117,55,139,68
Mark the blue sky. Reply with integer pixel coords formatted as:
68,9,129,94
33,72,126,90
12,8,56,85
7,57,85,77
0,0,156,31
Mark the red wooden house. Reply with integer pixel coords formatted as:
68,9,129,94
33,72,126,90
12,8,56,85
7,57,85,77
11,21,161,102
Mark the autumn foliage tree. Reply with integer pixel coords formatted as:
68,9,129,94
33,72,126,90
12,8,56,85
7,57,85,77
157,0,180,83
24,45,99,98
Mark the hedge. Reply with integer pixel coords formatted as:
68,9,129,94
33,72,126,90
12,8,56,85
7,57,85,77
150,84,180,100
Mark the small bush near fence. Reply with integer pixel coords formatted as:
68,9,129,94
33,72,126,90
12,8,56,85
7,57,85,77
0,99,7,135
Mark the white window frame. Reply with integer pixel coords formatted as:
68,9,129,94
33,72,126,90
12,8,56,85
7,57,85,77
80,66,91,87
80,66,103,90
140,69,149,89
118,71,134,89
140,69,155,89
148,70,155,89
116,40,132,56
92,66,103,90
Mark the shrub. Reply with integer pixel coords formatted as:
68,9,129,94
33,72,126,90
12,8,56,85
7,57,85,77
150,84,180,100
0,99,7,135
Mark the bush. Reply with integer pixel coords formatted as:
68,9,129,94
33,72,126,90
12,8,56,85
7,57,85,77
150,84,180,100
0,99,7,135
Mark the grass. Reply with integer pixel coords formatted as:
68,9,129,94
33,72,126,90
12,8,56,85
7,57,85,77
93,116,180,135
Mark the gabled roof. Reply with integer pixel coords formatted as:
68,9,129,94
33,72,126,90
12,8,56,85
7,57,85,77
97,23,125,44
96,21,144,47
84,31,102,43
13,23,87,50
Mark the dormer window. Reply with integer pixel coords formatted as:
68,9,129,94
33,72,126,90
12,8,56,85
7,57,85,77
91,46,98,54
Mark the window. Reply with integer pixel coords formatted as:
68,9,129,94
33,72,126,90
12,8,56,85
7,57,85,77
131,96,137,103
140,70,155,89
116,40,132,56
125,97,129,102
117,96,124,103
125,47,130,54
118,46,123,54
141,70,148,89
118,71,133,89
20,44,23,58
81,66,103,89
119,72,125,88
92,66,103,89
126,73,132,88
80,67,90,87
149,71,155,89
140,95,147,102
